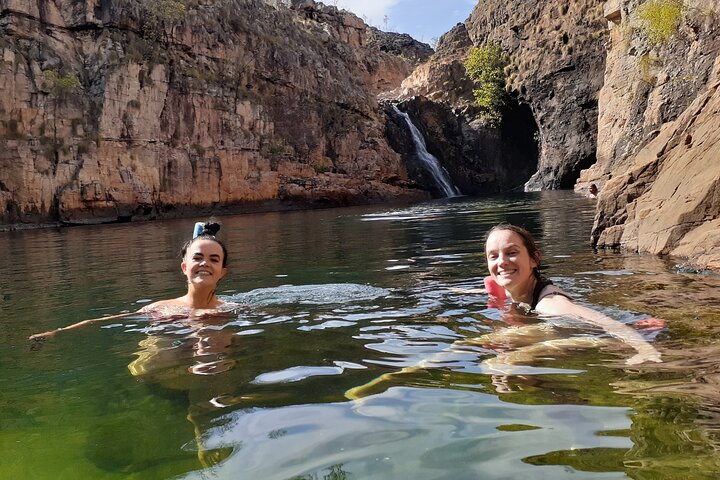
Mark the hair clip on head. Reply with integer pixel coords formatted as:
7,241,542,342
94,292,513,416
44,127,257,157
193,222,205,238
193,221,221,238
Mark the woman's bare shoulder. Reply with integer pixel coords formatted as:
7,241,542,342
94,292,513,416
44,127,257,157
138,298,188,313
142,299,183,308
139,298,241,317
535,289,576,315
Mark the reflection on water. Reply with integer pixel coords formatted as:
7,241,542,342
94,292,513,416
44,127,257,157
182,387,633,480
2,192,720,479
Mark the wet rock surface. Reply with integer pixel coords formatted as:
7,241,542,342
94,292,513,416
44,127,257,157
585,251,720,406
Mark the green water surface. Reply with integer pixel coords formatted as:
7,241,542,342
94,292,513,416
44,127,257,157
2,192,719,479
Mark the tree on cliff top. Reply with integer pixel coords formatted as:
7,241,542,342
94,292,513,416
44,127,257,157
464,43,507,125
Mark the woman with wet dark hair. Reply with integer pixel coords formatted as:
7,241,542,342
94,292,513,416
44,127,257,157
346,223,663,400
139,221,233,316
29,221,237,340
483,223,661,364
483,223,562,312
587,184,599,198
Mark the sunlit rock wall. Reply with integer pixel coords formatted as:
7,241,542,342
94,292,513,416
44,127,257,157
588,0,720,270
0,0,429,226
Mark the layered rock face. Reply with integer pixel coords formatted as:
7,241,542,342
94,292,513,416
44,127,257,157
586,0,720,269
399,0,608,190
467,0,610,190
0,0,428,226
579,0,719,180
395,23,476,108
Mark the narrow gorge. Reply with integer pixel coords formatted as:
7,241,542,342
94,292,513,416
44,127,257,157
395,0,719,270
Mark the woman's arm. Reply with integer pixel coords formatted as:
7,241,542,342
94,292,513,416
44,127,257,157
536,295,662,365
28,311,140,341
28,298,236,341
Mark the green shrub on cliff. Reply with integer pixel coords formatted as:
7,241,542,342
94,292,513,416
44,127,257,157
638,0,684,44
43,70,81,95
141,0,187,40
464,43,507,124
153,0,186,21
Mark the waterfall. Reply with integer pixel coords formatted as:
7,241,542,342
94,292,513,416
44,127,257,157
393,106,461,198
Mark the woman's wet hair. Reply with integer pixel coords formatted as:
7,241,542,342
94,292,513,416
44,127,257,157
484,223,541,277
182,221,228,267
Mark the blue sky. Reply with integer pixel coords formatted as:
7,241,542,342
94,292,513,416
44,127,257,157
334,0,477,44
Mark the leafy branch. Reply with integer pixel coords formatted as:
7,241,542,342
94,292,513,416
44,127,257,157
464,43,508,125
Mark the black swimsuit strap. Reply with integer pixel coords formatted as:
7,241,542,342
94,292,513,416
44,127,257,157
531,277,553,309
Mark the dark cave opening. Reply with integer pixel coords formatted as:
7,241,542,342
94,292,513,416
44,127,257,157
494,99,540,192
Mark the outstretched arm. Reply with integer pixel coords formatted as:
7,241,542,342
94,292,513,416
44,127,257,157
29,311,140,341
536,295,661,364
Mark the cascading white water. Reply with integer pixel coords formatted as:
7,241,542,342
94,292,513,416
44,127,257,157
393,106,461,198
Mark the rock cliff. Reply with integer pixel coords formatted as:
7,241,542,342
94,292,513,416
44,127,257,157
398,0,608,190
385,97,538,195
585,0,720,270
366,27,434,65
0,0,428,226
396,0,718,269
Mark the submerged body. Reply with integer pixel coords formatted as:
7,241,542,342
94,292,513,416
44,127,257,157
347,224,662,400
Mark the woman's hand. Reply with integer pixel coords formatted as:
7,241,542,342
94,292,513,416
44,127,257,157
633,317,666,331
29,329,60,341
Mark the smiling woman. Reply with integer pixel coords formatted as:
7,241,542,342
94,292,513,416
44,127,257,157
485,224,568,310
139,222,233,316
484,224,662,365
28,221,239,340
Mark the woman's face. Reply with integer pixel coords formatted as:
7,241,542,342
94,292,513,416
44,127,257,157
181,238,227,287
485,229,538,290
